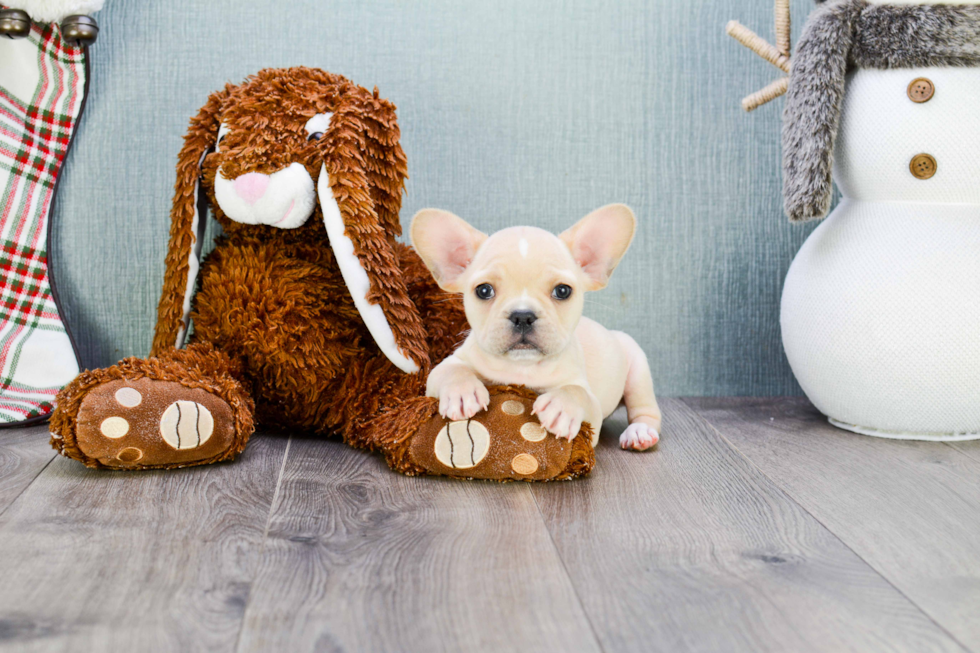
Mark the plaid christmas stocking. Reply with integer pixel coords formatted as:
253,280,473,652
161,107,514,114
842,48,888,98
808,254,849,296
0,20,85,425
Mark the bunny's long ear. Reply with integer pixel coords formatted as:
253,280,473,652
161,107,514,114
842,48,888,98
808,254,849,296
316,90,429,375
150,86,230,357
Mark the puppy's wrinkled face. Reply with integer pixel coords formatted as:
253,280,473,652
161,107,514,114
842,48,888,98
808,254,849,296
463,227,586,360
412,204,636,364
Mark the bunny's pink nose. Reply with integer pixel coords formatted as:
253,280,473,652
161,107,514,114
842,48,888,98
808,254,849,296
233,173,269,205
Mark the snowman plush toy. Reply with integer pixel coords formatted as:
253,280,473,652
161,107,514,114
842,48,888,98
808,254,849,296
781,0,980,439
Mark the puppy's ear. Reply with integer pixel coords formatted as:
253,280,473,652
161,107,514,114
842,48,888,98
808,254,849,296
150,84,232,357
411,209,487,292
560,204,636,291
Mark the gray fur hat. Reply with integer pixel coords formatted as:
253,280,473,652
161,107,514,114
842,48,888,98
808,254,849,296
782,0,980,221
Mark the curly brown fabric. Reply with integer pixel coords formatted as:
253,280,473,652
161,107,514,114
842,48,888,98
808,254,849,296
150,69,427,366
52,68,587,481
50,343,254,469
52,69,451,467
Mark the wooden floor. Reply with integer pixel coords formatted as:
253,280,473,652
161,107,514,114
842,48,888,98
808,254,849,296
2,398,979,652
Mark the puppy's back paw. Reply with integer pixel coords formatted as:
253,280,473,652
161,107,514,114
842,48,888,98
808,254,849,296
620,422,659,451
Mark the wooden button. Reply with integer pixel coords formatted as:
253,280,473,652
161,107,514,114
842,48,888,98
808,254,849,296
909,154,937,180
907,78,934,103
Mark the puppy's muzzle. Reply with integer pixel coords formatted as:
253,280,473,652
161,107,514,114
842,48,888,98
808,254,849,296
509,310,537,335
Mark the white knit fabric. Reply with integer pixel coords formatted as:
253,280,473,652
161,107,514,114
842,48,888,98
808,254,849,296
834,68,980,204
782,67,980,439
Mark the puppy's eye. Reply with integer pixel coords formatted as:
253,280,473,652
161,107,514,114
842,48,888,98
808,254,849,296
552,284,573,300
307,131,324,141
475,283,495,300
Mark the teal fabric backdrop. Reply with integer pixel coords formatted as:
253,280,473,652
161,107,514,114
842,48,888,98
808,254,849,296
51,0,821,396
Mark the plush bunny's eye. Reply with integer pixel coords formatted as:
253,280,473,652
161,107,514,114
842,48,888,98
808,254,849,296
215,123,230,153
304,112,333,142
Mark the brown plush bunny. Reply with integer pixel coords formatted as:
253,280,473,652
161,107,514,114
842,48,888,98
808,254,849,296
49,67,595,480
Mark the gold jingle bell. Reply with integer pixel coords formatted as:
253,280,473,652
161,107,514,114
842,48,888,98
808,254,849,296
0,8,31,39
61,14,98,47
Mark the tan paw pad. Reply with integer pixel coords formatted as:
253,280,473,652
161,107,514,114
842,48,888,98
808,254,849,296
434,420,491,469
520,422,547,442
501,400,525,416
511,453,539,475
100,416,130,439
114,387,142,408
160,401,214,450
116,447,143,463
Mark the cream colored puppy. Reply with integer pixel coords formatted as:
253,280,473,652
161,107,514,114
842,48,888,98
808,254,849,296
411,204,662,451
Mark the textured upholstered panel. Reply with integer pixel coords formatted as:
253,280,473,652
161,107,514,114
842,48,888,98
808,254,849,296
50,0,819,396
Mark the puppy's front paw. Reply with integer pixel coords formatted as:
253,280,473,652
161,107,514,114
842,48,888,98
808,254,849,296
532,391,585,441
439,379,490,421
620,423,659,451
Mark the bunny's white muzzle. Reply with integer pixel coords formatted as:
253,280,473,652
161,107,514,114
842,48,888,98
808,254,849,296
214,162,316,229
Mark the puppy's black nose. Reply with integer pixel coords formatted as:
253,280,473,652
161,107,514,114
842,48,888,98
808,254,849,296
509,310,537,334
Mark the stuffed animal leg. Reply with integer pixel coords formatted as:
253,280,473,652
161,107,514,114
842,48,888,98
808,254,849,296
366,385,596,481
50,344,253,469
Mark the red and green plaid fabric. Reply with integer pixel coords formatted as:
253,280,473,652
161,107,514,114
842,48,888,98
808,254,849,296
0,21,85,424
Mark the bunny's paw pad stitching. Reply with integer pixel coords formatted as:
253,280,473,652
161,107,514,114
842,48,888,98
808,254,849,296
74,378,237,469
410,387,595,481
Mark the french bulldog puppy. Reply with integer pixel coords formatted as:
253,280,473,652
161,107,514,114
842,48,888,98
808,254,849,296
411,204,662,451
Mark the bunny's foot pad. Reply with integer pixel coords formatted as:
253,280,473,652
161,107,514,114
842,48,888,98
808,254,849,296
72,379,237,469
50,345,255,470
408,386,595,481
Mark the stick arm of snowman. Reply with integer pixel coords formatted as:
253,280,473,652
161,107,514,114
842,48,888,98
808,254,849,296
727,0,861,222
726,0,792,112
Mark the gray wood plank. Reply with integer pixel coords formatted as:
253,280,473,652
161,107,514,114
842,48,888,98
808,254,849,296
236,435,602,653
0,433,288,653
947,440,980,467
530,398,965,653
0,426,54,515
686,397,980,652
